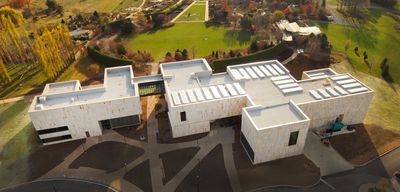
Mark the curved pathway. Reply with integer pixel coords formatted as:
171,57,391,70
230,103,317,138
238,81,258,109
0,178,118,192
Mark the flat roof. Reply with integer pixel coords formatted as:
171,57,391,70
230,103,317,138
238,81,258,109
30,66,137,112
159,59,373,129
43,81,80,95
160,59,212,92
246,102,307,129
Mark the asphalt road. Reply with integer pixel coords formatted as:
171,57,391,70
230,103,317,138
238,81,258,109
258,147,400,192
0,178,117,192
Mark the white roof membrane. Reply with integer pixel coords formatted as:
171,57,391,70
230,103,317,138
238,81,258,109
245,67,258,79
179,90,189,104
252,66,265,78
259,65,272,77
233,83,246,95
278,83,299,89
209,86,221,99
318,89,331,98
274,79,295,85
342,83,362,89
266,65,279,76
334,86,348,95
230,69,243,80
194,88,205,101
171,92,181,105
337,79,356,85
325,87,339,97
309,90,322,100
202,87,213,100
186,89,197,103
238,68,251,79
226,84,238,96
218,85,230,97
271,75,290,81
347,87,369,94
331,75,351,81
282,87,303,94
272,64,286,75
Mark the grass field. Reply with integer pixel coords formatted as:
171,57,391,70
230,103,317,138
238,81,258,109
395,3,400,11
331,59,400,133
0,100,41,187
114,0,143,12
126,23,254,60
176,2,206,22
317,10,400,84
31,0,142,14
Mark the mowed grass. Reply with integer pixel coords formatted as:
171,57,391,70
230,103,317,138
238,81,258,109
32,0,124,14
318,10,400,84
114,0,144,12
176,2,206,21
0,100,40,168
395,3,400,11
126,23,254,60
331,59,400,133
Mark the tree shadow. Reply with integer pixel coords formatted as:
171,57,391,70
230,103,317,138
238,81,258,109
223,30,252,46
0,123,85,187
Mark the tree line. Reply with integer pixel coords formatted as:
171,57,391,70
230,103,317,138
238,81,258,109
0,6,75,85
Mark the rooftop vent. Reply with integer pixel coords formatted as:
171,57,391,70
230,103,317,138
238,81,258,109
35,104,44,110
323,79,331,86
38,96,46,103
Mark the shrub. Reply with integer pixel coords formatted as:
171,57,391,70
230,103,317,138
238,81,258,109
87,46,133,67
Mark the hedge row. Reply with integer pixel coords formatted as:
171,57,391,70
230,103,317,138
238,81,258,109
87,46,133,67
212,42,288,73
161,0,185,14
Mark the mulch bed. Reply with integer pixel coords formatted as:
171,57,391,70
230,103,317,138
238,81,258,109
69,141,144,173
175,144,232,192
159,147,200,184
330,124,400,165
284,54,330,80
124,159,152,192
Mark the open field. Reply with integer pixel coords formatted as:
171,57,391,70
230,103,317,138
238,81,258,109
114,0,144,12
31,0,142,14
1,56,97,99
176,2,206,22
331,57,400,133
126,23,254,60
317,10,400,84
0,100,41,187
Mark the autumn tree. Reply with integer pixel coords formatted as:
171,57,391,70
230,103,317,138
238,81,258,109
0,6,24,27
7,0,32,8
0,58,11,84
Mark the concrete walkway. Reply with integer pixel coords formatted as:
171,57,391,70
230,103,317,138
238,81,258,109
304,132,354,176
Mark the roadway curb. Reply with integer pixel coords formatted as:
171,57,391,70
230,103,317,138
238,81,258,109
0,177,119,192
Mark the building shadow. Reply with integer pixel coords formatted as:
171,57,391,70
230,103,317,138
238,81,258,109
330,124,399,178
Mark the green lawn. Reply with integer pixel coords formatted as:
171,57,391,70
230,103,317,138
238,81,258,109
0,100,41,187
176,2,206,21
395,2,400,11
331,59,400,133
126,23,254,60
318,10,400,84
114,0,143,12
32,0,124,14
